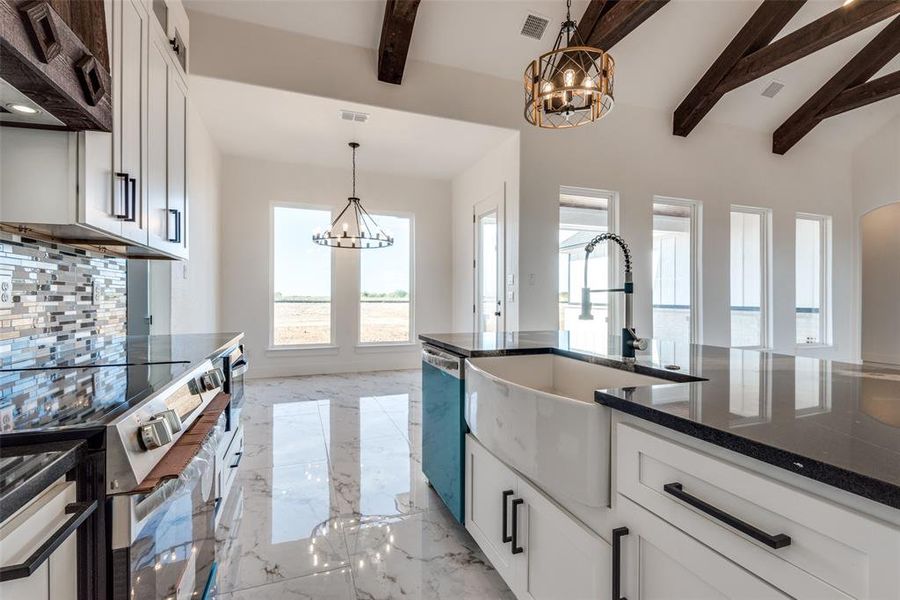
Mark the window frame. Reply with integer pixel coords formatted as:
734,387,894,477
794,212,833,348
268,201,338,351
357,210,416,347
729,205,772,350
651,195,703,344
558,186,621,334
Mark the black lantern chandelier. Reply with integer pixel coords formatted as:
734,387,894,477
524,0,615,129
312,142,394,249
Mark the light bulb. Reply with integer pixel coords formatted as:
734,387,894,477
582,76,595,89
6,103,38,115
541,81,554,95
564,69,576,88
342,222,348,232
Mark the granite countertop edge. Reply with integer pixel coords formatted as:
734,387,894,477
0,440,87,522
595,391,900,510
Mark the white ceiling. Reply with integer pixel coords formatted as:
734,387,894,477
186,0,900,151
191,75,516,178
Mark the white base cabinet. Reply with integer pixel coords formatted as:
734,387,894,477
466,434,610,600
0,481,78,600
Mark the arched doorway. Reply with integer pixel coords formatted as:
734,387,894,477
861,202,900,365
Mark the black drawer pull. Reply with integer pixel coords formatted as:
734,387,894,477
663,482,791,549
511,498,524,554
125,177,137,222
501,489,513,543
114,172,129,218
612,526,628,600
167,209,182,243
229,451,243,469
0,500,97,582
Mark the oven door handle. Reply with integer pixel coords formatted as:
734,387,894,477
231,358,248,378
0,500,97,582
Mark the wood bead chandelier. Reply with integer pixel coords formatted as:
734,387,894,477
524,0,615,129
312,142,394,249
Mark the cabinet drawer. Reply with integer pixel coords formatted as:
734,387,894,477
617,423,899,599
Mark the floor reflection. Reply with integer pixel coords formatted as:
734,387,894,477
214,370,512,599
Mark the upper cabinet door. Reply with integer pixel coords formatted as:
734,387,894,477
166,68,188,258
118,0,149,245
146,34,169,250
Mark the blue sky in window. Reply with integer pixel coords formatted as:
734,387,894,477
274,207,410,298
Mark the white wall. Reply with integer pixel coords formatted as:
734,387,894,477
852,118,900,364
450,134,520,332
860,203,900,365
189,11,860,361
219,155,452,377
168,103,223,334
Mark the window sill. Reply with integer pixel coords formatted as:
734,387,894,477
266,344,340,356
795,343,833,350
354,342,419,354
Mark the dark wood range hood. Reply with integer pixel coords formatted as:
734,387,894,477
0,0,112,131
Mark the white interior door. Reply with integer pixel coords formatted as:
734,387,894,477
474,188,505,334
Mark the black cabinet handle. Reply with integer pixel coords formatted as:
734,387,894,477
229,451,243,469
501,490,513,543
511,498,524,554
167,209,182,243
663,482,791,549
124,177,137,222
0,500,97,582
612,526,628,600
114,172,129,218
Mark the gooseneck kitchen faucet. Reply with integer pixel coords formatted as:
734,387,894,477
579,233,648,363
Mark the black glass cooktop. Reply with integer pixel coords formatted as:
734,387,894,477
0,362,192,433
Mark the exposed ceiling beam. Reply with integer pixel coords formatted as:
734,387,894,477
773,15,900,154
377,0,421,85
819,69,900,118
721,0,900,93
673,0,806,137
579,0,671,50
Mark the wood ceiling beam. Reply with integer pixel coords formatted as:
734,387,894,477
673,0,807,137
721,0,900,94
773,15,900,154
581,0,670,50
377,0,421,85
819,70,900,118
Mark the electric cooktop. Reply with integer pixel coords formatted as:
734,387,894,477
0,362,192,433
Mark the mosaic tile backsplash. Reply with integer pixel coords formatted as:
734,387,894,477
0,231,127,370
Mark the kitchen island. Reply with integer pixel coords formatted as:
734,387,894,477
420,331,900,600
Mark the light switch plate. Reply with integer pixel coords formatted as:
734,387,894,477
92,281,101,304
0,272,12,309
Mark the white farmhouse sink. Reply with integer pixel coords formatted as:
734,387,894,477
465,354,668,508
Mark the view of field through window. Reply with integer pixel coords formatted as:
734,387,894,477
273,207,412,346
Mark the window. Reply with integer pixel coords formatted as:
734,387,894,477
558,188,617,350
730,207,770,348
652,198,700,344
360,214,412,343
795,214,832,345
272,205,333,346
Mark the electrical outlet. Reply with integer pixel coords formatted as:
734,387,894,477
92,281,102,304
0,272,12,309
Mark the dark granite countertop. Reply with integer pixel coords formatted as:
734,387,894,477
0,440,86,522
419,331,900,510
1,332,243,371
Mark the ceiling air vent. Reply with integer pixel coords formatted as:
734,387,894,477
520,13,550,40
339,109,370,123
761,81,785,99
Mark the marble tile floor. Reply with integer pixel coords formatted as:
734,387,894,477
213,370,514,600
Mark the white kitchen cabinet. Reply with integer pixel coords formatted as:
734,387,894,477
145,13,189,258
0,481,78,600
616,422,898,599
0,0,189,259
115,0,149,244
616,495,791,600
465,435,610,600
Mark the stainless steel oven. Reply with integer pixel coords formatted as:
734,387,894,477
111,420,224,600
221,345,247,435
